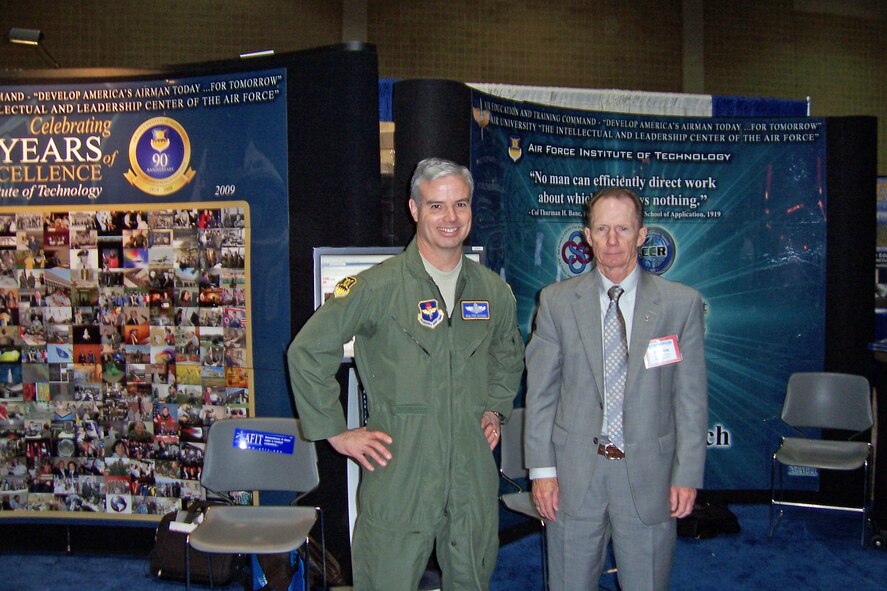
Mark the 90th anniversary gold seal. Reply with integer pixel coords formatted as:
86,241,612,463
124,117,196,196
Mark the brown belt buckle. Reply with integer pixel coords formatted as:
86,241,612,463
598,443,625,460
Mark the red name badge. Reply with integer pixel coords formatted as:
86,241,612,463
644,335,682,369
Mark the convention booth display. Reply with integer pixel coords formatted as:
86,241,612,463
0,42,381,537
0,39,877,581
0,63,285,516
468,87,827,491
387,79,876,507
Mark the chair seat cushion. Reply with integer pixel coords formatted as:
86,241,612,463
775,437,870,471
189,505,316,554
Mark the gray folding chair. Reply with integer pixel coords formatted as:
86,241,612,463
498,408,549,590
769,372,874,546
186,417,323,590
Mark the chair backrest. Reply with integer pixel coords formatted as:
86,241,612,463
782,372,873,432
500,408,528,481
201,417,319,496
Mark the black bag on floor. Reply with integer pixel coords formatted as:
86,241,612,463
249,551,304,591
149,501,243,585
677,502,741,539
306,539,346,588
247,540,347,590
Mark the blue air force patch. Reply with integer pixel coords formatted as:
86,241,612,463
418,299,444,328
461,300,490,320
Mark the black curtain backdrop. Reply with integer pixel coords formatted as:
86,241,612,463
286,42,382,332
390,79,472,245
822,116,878,515
823,116,877,376
283,42,381,581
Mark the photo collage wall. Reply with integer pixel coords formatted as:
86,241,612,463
0,203,252,517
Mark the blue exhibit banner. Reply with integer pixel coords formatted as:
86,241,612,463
0,69,289,517
877,177,887,271
470,91,827,490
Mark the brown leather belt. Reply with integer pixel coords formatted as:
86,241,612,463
597,443,625,460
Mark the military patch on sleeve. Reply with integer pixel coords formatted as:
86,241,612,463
334,276,357,298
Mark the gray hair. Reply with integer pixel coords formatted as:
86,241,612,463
409,158,474,205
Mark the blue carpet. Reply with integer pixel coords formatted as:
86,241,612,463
1,504,885,590
491,504,887,590
0,551,243,591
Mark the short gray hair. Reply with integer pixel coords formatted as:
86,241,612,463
409,158,474,205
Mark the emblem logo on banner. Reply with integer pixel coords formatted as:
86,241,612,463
124,116,197,195
638,226,676,275
557,225,593,276
418,299,444,328
507,135,522,162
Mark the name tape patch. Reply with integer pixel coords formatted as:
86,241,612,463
461,300,490,320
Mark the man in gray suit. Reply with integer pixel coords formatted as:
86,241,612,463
525,188,708,590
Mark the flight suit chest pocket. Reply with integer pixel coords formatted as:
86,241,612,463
386,317,434,408
459,324,493,404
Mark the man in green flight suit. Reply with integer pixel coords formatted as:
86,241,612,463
287,158,525,590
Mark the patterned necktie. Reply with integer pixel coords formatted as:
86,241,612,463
603,285,627,451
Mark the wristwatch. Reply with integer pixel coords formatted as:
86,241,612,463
486,410,506,424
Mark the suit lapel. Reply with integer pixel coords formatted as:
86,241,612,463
572,273,605,401
626,271,660,397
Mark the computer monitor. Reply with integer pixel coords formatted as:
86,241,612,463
312,247,403,310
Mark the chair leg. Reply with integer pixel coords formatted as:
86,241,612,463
768,459,774,537
539,520,549,591
301,537,312,591
768,454,784,539
862,456,872,547
207,553,214,590
185,535,191,591
318,508,327,591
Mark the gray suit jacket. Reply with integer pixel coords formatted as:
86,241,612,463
524,269,708,524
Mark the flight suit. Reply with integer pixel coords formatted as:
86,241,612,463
287,239,524,590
